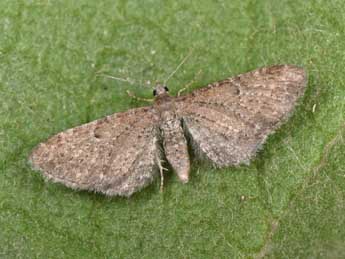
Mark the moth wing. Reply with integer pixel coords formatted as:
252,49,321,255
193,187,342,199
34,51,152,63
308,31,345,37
29,106,160,197
176,65,307,166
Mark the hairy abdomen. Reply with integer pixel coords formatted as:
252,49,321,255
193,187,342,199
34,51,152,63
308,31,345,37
160,115,190,183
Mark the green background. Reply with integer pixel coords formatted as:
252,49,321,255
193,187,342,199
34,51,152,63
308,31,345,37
1,0,345,258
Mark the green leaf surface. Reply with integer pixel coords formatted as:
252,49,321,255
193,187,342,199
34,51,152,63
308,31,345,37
1,0,344,258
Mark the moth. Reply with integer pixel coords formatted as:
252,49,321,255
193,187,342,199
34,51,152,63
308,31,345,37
29,64,307,196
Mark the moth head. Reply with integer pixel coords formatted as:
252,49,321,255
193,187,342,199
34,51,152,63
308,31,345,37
153,84,169,97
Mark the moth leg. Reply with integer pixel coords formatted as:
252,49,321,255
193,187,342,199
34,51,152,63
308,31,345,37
177,69,203,97
156,155,168,192
127,90,154,102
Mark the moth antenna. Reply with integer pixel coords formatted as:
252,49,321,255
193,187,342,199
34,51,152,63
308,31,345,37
164,49,193,85
97,74,137,85
141,79,153,88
